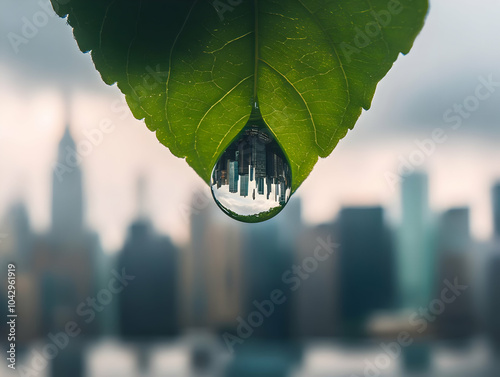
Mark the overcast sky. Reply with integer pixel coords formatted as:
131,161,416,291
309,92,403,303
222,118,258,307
1,0,500,251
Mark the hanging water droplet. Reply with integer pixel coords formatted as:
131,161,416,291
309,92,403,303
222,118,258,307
210,113,292,223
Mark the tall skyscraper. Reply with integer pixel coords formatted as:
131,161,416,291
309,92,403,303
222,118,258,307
485,254,500,345
184,191,211,327
51,126,84,241
435,207,475,338
117,176,179,338
338,207,395,335
240,174,249,197
229,161,239,193
266,176,272,199
487,183,500,345
398,173,435,309
257,177,265,195
117,219,179,338
202,213,243,331
294,222,339,337
39,125,102,337
279,181,286,204
493,182,500,239
182,191,243,331
238,141,250,176
242,221,293,340
254,139,266,179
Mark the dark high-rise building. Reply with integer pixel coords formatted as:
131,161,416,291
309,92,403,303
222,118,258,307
279,181,286,205
240,174,249,197
242,221,293,340
435,207,475,339
257,177,265,195
338,207,395,335
295,222,339,337
117,176,179,337
493,183,500,238
486,254,500,345
185,192,211,327
183,191,244,331
117,219,179,338
266,150,278,179
238,141,251,176
253,139,266,179
266,176,272,199
276,153,284,177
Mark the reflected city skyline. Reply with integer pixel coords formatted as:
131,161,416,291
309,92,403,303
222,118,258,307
211,124,292,222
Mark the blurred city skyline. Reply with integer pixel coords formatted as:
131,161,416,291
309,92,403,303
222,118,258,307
1,125,500,376
1,0,500,251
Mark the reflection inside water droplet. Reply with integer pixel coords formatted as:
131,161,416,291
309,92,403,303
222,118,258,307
211,119,292,223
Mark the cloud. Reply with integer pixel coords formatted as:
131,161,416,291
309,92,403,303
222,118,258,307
0,0,106,90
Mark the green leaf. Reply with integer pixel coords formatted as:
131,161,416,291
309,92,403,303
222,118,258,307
51,0,428,191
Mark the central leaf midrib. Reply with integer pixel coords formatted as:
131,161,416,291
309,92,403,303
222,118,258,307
253,0,259,100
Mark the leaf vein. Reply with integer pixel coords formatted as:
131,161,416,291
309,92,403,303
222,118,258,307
259,58,323,152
